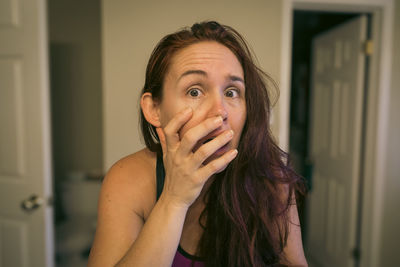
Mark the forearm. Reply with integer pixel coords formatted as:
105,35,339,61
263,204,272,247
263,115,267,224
115,194,188,267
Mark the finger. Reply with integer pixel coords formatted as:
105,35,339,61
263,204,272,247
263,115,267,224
163,107,193,149
197,149,238,180
178,116,223,155
156,127,167,156
192,130,234,168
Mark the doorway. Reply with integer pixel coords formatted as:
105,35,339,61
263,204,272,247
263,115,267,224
289,9,360,231
47,1,103,266
282,1,395,266
289,11,370,267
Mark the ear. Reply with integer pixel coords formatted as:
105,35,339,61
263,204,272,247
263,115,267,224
141,92,162,127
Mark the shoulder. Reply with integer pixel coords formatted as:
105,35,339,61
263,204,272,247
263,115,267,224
88,149,158,266
100,148,157,219
106,148,156,181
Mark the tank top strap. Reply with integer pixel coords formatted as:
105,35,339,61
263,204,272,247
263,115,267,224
156,153,165,201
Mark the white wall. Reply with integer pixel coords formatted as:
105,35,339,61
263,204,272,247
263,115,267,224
101,0,282,170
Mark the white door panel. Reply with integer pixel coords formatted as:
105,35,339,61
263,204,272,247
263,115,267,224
0,0,54,266
307,16,367,267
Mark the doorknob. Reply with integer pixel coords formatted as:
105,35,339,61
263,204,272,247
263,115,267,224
21,194,44,212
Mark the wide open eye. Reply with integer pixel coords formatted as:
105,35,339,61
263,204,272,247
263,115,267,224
187,88,202,98
225,88,239,98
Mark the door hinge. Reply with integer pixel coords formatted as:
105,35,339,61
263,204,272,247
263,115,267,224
351,247,361,260
364,40,373,55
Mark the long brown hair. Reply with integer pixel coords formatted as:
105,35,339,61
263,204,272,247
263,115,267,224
140,21,304,266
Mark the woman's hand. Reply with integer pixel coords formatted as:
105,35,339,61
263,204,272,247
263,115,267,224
156,107,238,208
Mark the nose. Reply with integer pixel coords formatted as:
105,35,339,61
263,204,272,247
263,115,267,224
210,94,228,121
216,107,228,121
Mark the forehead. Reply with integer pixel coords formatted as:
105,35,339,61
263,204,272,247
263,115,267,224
166,41,244,80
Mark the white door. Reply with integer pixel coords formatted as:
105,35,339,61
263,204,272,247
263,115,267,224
306,16,367,267
0,0,54,266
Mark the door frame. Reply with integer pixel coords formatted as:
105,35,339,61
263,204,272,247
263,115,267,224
280,0,394,266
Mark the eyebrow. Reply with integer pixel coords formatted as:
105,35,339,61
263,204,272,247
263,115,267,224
178,70,207,81
229,75,245,84
178,69,244,84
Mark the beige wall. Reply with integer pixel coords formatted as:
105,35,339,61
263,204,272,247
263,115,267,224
379,0,400,265
101,0,282,170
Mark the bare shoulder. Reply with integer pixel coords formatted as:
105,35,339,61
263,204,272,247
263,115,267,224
108,148,155,176
88,149,157,266
101,148,157,218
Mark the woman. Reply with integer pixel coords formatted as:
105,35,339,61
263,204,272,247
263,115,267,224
88,21,307,267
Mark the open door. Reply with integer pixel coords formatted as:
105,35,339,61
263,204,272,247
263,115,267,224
0,0,54,266
307,16,367,267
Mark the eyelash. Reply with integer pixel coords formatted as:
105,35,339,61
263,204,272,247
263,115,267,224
186,87,241,98
225,88,239,98
187,88,203,98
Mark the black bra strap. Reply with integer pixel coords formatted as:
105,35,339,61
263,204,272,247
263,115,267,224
156,154,165,201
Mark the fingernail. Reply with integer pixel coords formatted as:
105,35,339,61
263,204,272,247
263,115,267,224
214,116,222,124
230,149,238,157
226,130,234,138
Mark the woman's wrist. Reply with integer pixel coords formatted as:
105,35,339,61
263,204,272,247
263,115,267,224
157,193,191,213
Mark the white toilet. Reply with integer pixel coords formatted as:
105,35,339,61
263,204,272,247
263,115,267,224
57,175,102,266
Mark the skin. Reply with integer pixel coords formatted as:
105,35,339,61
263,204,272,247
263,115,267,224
158,41,246,159
150,41,247,207
88,41,307,267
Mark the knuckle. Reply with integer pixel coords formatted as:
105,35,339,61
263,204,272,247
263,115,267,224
183,132,196,144
204,121,214,131
196,148,208,160
207,118,216,127
208,161,219,172
163,126,172,136
215,136,226,146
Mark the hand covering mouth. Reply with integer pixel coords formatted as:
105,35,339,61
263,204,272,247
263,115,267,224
199,128,230,145
193,129,229,152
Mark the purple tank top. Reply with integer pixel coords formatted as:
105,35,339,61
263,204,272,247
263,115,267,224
171,245,205,267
